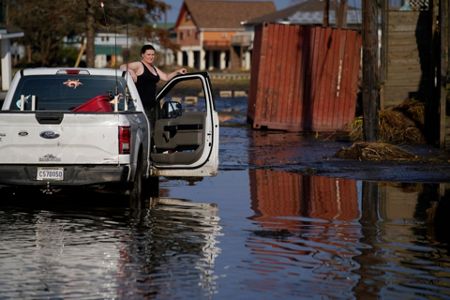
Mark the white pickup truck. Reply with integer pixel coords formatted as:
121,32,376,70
0,68,219,199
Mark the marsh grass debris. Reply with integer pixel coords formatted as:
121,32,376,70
348,99,426,144
336,141,419,161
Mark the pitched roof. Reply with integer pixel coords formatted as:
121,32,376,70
181,0,276,29
245,0,361,26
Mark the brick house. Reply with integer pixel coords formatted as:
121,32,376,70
174,0,275,71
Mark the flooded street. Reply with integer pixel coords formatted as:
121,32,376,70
1,98,450,299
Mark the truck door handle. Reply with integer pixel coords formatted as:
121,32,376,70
35,112,64,124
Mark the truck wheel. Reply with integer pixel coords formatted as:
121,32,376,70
146,176,159,197
130,159,145,202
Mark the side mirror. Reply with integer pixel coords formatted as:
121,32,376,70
161,100,183,118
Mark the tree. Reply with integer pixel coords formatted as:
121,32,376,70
8,0,82,66
92,0,173,65
83,0,171,67
7,0,170,66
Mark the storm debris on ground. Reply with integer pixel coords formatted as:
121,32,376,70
335,141,419,161
348,99,426,144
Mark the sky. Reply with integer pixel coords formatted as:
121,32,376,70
162,0,296,23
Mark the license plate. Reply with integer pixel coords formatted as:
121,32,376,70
36,167,64,181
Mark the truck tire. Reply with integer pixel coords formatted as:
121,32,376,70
146,176,159,197
130,158,145,202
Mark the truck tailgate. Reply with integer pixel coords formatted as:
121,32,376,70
0,113,120,164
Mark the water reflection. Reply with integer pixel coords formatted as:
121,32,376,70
246,170,361,298
116,197,221,299
0,195,221,299
1,172,450,299
250,170,359,222
354,182,450,298
246,169,450,298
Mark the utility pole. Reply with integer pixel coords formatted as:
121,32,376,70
85,0,95,68
164,10,168,66
439,0,449,148
336,0,348,28
362,0,380,141
323,0,330,27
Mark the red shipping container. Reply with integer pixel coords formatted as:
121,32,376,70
248,24,362,132
72,95,112,112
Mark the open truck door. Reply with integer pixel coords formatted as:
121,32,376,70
150,72,219,177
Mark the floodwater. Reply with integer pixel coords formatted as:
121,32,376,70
1,97,450,299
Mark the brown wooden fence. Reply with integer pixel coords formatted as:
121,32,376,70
248,23,362,132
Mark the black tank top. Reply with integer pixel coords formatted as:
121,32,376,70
135,62,160,111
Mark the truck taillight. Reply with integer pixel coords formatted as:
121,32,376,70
119,126,131,154
56,69,90,75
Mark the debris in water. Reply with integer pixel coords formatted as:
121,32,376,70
348,99,426,144
335,141,419,161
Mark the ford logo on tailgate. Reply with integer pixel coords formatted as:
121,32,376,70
40,130,60,139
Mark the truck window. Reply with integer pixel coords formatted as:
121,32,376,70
9,75,129,112
157,77,208,114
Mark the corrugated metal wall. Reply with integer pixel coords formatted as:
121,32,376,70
248,23,362,132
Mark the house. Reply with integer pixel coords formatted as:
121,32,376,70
68,29,175,68
173,0,275,71
0,27,23,91
93,33,130,68
244,0,361,27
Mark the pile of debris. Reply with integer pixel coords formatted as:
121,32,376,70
337,99,427,161
335,141,419,161
348,99,426,144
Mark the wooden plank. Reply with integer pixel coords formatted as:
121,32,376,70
388,44,420,52
387,32,429,41
388,40,423,47
385,78,422,85
383,87,414,99
388,11,421,23
387,31,419,39
389,25,430,35
387,57,421,64
388,24,420,32
387,51,420,60
387,68,422,76
386,64,422,73
385,79,421,87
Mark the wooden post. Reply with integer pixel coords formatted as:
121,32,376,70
362,0,380,141
336,0,348,28
440,0,449,148
323,0,330,27
379,0,388,109
85,0,95,68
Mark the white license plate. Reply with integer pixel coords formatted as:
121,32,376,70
36,167,64,181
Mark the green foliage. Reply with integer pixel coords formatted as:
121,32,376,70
7,0,170,66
